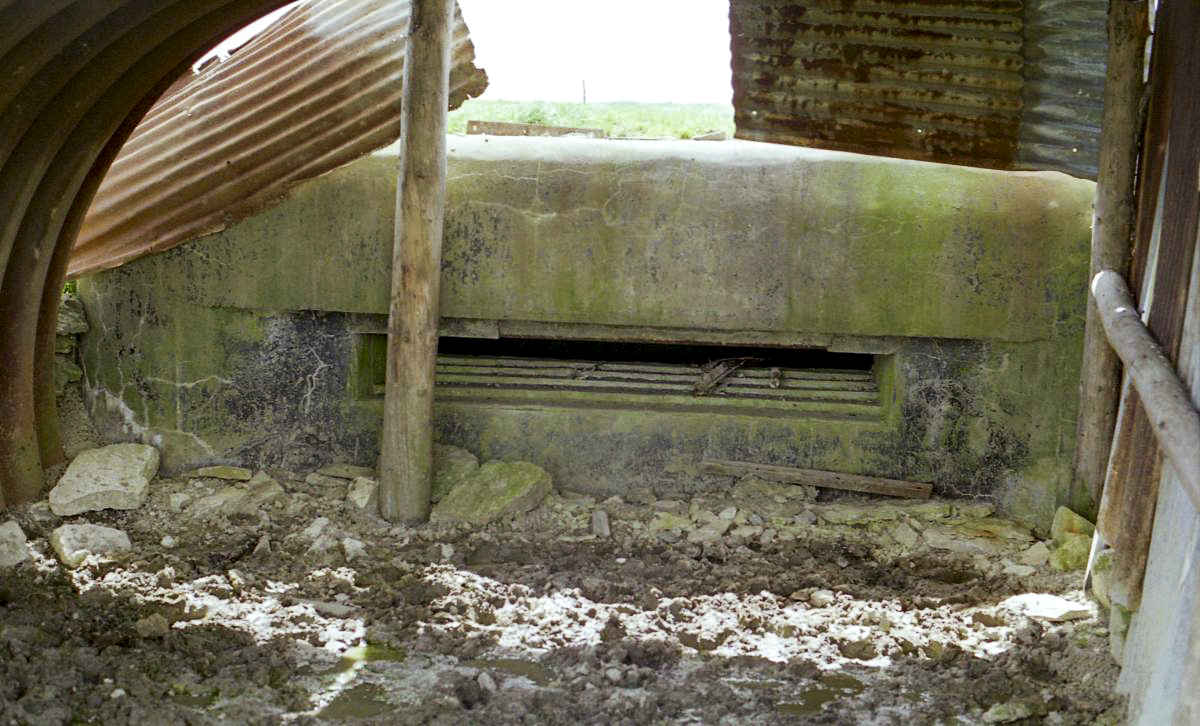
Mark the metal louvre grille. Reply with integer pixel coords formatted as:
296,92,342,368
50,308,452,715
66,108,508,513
427,355,885,419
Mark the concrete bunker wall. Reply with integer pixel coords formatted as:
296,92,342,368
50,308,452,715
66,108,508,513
76,137,1094,528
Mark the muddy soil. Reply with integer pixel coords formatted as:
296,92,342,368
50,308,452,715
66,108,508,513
1,395,1122,725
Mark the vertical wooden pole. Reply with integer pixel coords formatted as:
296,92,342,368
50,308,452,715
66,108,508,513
1072,0,1148,513
378,0,453,523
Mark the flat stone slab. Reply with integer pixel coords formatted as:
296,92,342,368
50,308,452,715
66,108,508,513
50,523,132,568
188,465,252,481
0,520,30,568
1000,593,1092,622
188,472,285,519
431,460,552,526
316,463,375,480
50,444,159,516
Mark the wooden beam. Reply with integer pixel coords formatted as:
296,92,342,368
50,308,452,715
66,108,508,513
1092,270,1200,513
378,0,453,523
701,459,932,499
1072,0,1149,513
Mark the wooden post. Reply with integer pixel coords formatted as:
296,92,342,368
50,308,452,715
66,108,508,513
1072,0,1149,513
378,0,453,523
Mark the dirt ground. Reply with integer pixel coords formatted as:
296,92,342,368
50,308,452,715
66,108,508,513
1,391,1124,725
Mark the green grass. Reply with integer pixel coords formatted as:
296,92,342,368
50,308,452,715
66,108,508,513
447,100,734,140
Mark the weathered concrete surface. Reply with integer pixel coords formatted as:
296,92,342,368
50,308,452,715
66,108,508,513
0,520,30,568
76,138,1093,528
49,523,132,568
49,443,159,515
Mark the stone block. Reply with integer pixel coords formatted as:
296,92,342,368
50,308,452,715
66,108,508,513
49,444,159,516
188,465,252,481
1049,532,1091,572
432,444,479,502
0,521,30,568
1051,506,1095,543
50,523,132,568
430,460,552,526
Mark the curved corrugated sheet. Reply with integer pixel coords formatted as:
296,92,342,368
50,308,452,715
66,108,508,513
731,0,1106,179
1,0,302,504
70,0,487,277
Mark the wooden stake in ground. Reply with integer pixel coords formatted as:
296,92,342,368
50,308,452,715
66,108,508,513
379,0,453,523
1071,0,1148,514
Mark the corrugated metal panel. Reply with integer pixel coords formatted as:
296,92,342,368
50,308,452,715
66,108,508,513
730,0,1106,178
69,0,487,277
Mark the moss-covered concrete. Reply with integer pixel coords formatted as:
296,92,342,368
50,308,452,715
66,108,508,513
77,137,1093,529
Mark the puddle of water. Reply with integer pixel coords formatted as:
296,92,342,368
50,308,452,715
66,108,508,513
777,673,864,716
328,645,407,674
463,658,555,686
317,683,393,720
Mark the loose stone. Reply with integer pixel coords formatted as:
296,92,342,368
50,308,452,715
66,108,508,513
50,523,132,568
0,520,30,568
49,443,159,516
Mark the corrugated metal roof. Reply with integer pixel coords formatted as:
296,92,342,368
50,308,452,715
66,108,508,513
730,0,1106,178
69,0,486,277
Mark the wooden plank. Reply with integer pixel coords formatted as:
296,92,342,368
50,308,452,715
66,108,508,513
378,0,453,523
1073,0,1149,512
466,119,606,138
701,459,932,499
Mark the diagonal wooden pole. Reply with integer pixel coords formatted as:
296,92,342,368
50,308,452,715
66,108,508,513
379,0,453,523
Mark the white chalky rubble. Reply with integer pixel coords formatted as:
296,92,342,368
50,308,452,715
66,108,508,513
49,443,159,515
0,520,31,568
49,523,132,568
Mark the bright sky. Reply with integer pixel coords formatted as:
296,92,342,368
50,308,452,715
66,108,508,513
199,1,733,104
454,0,732,103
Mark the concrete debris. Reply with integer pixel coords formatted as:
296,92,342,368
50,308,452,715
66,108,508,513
810,589,837,608
982,699,1040,723
922,526,1004,555
1050,532,1091,572
1019,541,1051,567
430,460,552,526
346,476,379,515
303,517,331,541
687,518,733,543
0,520,31,568
135,613,171,639
189,472,284,519
736,475,815,502
166,493,190,513
477,671,498,693
316,463,375,480
1051,506,1095,543
1000,594,1091,622
188,465,252,481
890,521,921,548
1001,560,1036,577
341,537,366,562
49,443,160,516
304,473,345,488
253,535,271,556
590,510,611,538
161,535,177,549
432,444,480,503
49,523,132,568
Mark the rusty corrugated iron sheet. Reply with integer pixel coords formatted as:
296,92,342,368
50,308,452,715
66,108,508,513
69,0,487,277
730,0,1106,178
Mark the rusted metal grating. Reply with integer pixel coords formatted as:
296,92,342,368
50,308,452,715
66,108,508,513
730,0,1106,178
69,0,487,278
